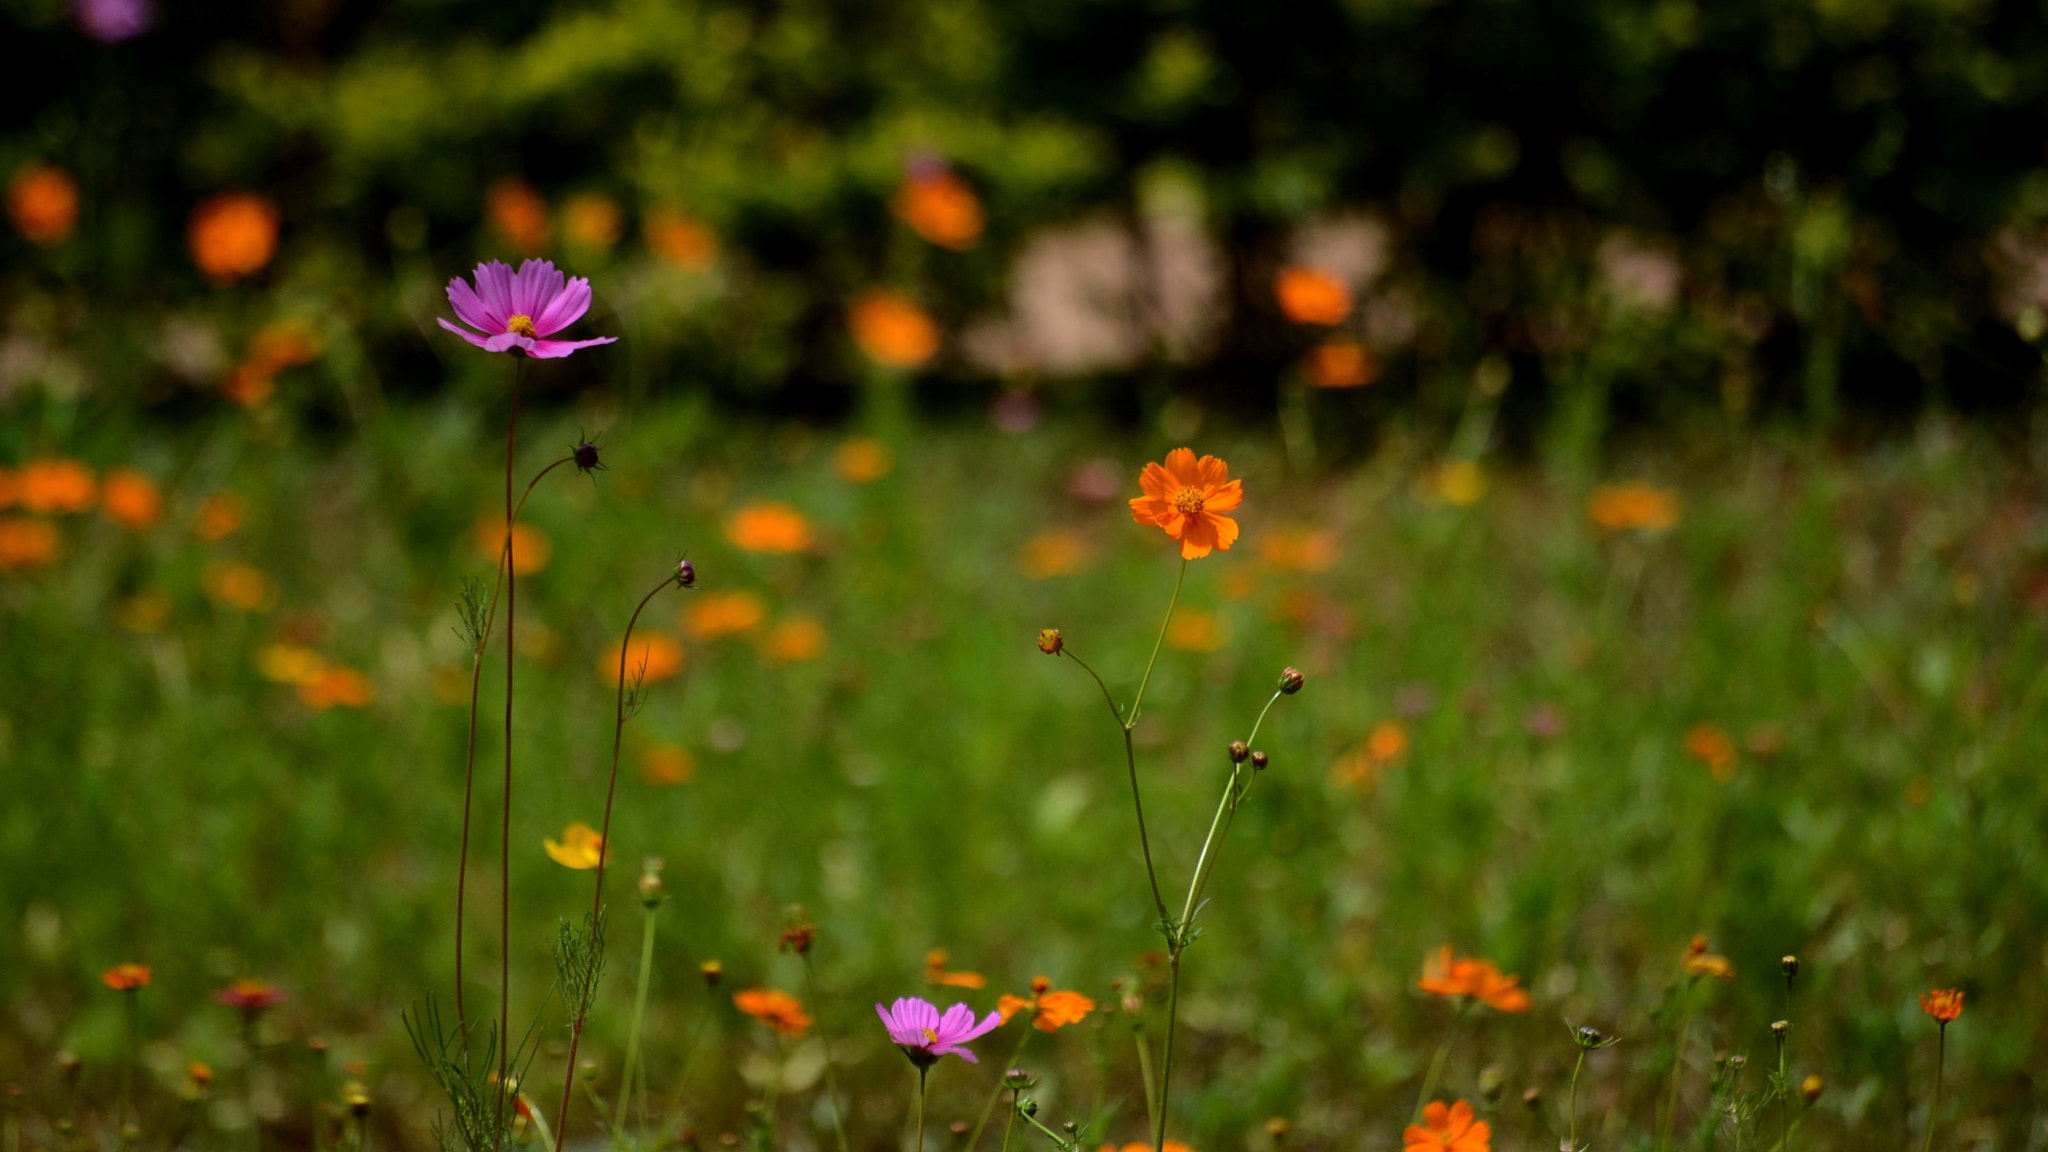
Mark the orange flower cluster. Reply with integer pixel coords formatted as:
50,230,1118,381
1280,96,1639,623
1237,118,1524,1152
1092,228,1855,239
850,290,939,369
726,501,815,553
1417,946,1530,1013
8,164,79,246
1130,449,1243,560
0,518,59,571
486,178,550,253
254,642,374,709
223,320,321,408
1588,482,1681,533
733,988,813,1037
1302,340,1377,388
101,963,152,991
646,208,719,271
893,168,983,250
1921,988,1964,1023
1685,723,1737,783
601,633,685,686
1682,936,1734,981
188,193,279,284
998,976,1095,1032
924,950,987,989
12,458,97,513
1274,266,1352,325
1403,1100,1489,1151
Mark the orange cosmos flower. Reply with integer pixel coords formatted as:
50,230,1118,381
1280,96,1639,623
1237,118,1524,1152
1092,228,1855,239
1129,448,1243,560
298,666,374,710
194,492,246,540
726,501,815,553
215,978,287,1012
924,950,987,989
561,193,622,249
1685,723,1737,783
544,822,608,870
0,518,59,570
759,615,826,663
1019,530,1092,579
645,208,718,271
850,290,939,369
1403,1100,1490,1151
683,590,768,639
101,963,152,991
892,168,983,251
17,458,96,514
1588,482,1681,533
9,164,79,247
997,976,1096,1032
472,517,553,575
733,988,813,1037
188,193,279,284
639,743,695,785
834,437,894,484
601,633,685,686
1273,266,1352,325
101,469,162,530
1303,340,1377,388
1682,936,1735,981
1921,988,1964,1023
1417,946,1530,1013
486,178,550,253
201,561,276,611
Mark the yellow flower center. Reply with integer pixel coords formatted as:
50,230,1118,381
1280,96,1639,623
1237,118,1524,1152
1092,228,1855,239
1172,487,1205,516
921,1027,938,1044
507,314,538,338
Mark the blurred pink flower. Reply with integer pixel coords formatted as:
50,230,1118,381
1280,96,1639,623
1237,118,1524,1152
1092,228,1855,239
75,0,154,42
439,259,617,359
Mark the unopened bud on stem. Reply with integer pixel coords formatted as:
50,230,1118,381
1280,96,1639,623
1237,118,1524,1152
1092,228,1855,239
1279,667,1305,694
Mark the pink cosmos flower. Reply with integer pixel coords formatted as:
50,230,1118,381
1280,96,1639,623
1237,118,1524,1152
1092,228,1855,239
876,996,1002,1068
438,259,618,359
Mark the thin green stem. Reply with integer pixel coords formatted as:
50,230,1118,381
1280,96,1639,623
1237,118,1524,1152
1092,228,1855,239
999,1091,1018,1152
801,956,852,1152
1127,558,1187,725
1411,1003,1467,1124
1776,1031,1789,1152
967,1029,1032,1151
916,1066,929,1152
615,901,659,1136
1921,1023,1944,1152
1567,1049,1587,1152
495,354,523,1148
1657,981,1696,1152
119,989,138,1135
1153,957,1180,1152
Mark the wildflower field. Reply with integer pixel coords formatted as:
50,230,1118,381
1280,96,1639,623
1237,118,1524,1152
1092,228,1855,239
14,1,2048,1150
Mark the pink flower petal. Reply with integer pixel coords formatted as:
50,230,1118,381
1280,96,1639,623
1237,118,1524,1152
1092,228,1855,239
446,276,502,333
512,259,566,321
532,277,592,335
476,261,517,318
437,317,497,350
525,336,616,359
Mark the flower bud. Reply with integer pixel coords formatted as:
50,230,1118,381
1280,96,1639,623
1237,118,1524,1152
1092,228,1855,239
1521,1087,1542,1109
1800,1074,1823,1103
950,1122,971,1141
1037,628,1062,655
308,1036,329,1056
700,960,724,987
1265,1118,1289,1142
1250,750,1269,771
56,1052,79,1081
1770,1020,1789,1040
573,441,602,473
1279,667,1305,694
1781,955,1799,979
343,1081,371,1117
1478,1065,1505,1104
1726,1054,1746,1071
1017,1099,1039,1119
638,857,667,907
676,559,697,587
1062,1122,1078,1136
1003,1069,1037,1090
1229,741,1250,763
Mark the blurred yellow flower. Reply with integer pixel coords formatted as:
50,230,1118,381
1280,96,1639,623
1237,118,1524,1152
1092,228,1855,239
1302,340,1377,388
101,469,162,530
759,615,826,663
1019,530,1092,579
1684,723,1737,783
0,517,59,571
834,437,894,484
117,589,172,633
194,492,245,540
256,642,328,685
544,822,608,870
1165,607,1227,652
1682,935,1734,980
850,290,939,369
188,192,279,284
1589,482,1681,533
8,164,78,247
17,459,96,514
645,208,718,271
472,518,552,575
726,501,815,553
486,178,550,253
1429,460,1487,506
1260,527,1339,573
298,666,374,710
562,193,622,248
1274,266,1351,325
639,743,695,786
684,590,768,639
602,633,685,686
892,168,983,251
202,561,276,612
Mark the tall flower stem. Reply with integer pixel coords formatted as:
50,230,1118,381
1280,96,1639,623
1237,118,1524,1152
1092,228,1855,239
1411,1001,1469,1124
241,1013,262,1152
1920,1022,1945,1152
495,354,523,1141
998,1090,1019,1152
965,1026,1032,1150
915,1067,929,1152
1062,649,1167,921
1656,981,1697,1152
1566,1048,1587,1152
119,988,139,1135
556,571,685,1151
800,955,852,1152
614,900,660,1137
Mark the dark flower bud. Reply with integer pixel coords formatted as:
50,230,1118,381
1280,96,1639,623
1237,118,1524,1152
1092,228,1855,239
676,559,697,588
1037,629,1062,655
1279,667,1305,695
343,1081,371,1117
1250,750,1269,771
1003,1069,1037,1090
1229,741,1250,763
700,960,724,986
1727,1054,1746,1071
1781,955,1799,979
573,441,602,473
1771,1020,1789,1039
1017,1099,1038,1119
1062,1122,1078,1136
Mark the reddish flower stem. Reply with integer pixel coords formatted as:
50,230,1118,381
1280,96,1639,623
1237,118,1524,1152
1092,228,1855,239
495,356,522,1145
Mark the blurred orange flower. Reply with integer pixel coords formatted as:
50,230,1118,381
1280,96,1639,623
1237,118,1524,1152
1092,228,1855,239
1101,1142,1197,1152
562,193,623,248
639,743,695,786
215,979,287,1012
998,976,1095,1032
472,518,553,575
298,666,374,710
1684,723,1737,783
18,459,96,514
834,437,894,484
256,642,327,685
201,561,275,612
1403,1099,1489,1151
602,633,685,686
0,518,60,571
486,178,550,253
1682,936,1734,981
101,469,161,530
8,164,79,246
1019,530,1092,579
101,964,151,991
1369,719,1409,764
1588,482,1681,533
726,501,815,553
1165,607,1227,652
684,590,769,639
1303,340,1376,388
759,615,826,663
1274,266,1351,325
1129,448,1243,560
188,193,279,284
1921,988,1964,1023
224,320,322,408
924,950,987,989
1260,527,1339,573
850,290,939,369
733,988,812,1037
195,493,246,540
1329,722,1409,789
1417,946,1530,1013
892,168,983,251
544,822,608,869
645,208,718,271
117,589,172,633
